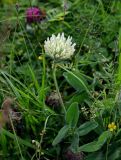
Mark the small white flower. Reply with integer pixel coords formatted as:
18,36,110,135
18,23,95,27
44,33,76,60
32,140,35,144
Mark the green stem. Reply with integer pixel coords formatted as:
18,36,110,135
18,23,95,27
105,137,111,160
41,51,46,109
9,114,24,160
38,115,51,159
52,63,66,114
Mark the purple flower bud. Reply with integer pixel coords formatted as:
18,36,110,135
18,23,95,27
26,7,46,23
65,150,84,160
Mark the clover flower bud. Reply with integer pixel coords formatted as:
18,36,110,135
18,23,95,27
26,7,46,23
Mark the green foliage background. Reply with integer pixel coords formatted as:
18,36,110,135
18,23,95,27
0,0,121,160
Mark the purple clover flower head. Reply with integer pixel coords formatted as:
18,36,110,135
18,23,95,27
26,7,44,23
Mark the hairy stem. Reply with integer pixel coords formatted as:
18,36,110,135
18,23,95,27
52,63,66,114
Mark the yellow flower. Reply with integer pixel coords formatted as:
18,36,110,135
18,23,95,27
108,122,117,132
38,56,43,60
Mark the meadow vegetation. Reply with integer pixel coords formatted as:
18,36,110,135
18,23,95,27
0,0,121,160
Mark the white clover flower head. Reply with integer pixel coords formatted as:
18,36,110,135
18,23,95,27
44,33,76,60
